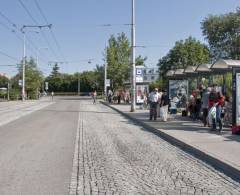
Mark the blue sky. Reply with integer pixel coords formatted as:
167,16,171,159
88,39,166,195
0,0,239,77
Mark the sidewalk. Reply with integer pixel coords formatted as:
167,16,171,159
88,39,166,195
0,97,54,127
102,102,240,181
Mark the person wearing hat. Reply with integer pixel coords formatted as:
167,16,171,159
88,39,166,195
148,88,160,120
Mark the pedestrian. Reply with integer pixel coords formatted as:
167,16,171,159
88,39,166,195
216,92,225,132
51,91,54,101
92,90,97,104
148,88,160,121
108,89,113,103
208,86,218,130
160,89,169,122
202,87,211,126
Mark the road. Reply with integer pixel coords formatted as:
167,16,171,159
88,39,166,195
0,97,240,195
0,97,78,195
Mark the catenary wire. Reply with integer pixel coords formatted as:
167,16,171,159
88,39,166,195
18,0,61,62
0,50,19,62
34,0,67,62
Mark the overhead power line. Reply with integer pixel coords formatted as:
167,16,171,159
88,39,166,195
34,0,67,62
0,11,17,28
0,50,19,62
0,10,47,61
18,0,60,62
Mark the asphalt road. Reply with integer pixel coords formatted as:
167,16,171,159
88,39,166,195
0,97,80,195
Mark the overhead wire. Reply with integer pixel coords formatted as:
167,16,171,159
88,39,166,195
0,50,19,62
18,0,60,62
0,10,46,61
34,0,67,62
0,11,17,28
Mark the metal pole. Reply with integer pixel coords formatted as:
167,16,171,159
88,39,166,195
131,0,136,112
22,32,26,101
104,63,107,100
7,82,10,101
78,76,80,95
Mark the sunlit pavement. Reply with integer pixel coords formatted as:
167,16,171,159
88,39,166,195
70,99,240,194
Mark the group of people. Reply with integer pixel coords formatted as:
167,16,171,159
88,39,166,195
148,88,169,121
188,85,229,132
107,89,131,104
148,84,231,131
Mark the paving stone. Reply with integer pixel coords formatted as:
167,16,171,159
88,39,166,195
72,100,240,195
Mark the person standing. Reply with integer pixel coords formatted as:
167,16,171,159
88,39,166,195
92,90,97,104
202,87,211,126
160,89,169,122
208,86,218,130
51,91,54,101
149,88,160,121
216,92,225,132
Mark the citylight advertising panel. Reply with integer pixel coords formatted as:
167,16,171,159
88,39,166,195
236,73,240,125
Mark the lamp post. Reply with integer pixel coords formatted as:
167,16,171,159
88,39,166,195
131,0,136,112
21,24,52,101
104,63,107,100
22,31,26,101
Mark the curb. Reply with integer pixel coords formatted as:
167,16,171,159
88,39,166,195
101,101,240,183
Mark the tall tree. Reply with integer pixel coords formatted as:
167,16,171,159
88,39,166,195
51,63,60,77
0,74,9,88
105,32,146,90
94,64,104,92
15,57,43,99
157,37,210,78
201,9,240,59
45,63,62,92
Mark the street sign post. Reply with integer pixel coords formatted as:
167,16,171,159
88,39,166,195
45,82,48,91
106,79,110,87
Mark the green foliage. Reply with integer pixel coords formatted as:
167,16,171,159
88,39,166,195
0,75,9,88
25,58,44,99
201,10,240,59
105,32,147,90
149,79,167,91
15,57,43,99
157,37,210,78
45,64,104,93
94,65,104,92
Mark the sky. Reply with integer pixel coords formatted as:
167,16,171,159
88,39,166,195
0,0,240,77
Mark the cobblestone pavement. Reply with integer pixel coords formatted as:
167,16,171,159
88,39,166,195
70,100,240,195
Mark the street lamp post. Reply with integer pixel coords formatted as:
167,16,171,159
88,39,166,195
131,0,136,112
22,32,26,101
21,24,51,101
104,63,107,100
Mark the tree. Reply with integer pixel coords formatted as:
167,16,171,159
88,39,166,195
14,57,43,99
51,63,60,77
94,65,104,92
45,63,62,92
25,58,44,99
157,37,210,78
105,32,147,90
201,10,240,59
0,75,9,88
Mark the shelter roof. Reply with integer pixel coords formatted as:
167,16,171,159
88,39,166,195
166,70,175,77
184,66,197,74
174,69,185,75
196,64,212,73
211,59,240,70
